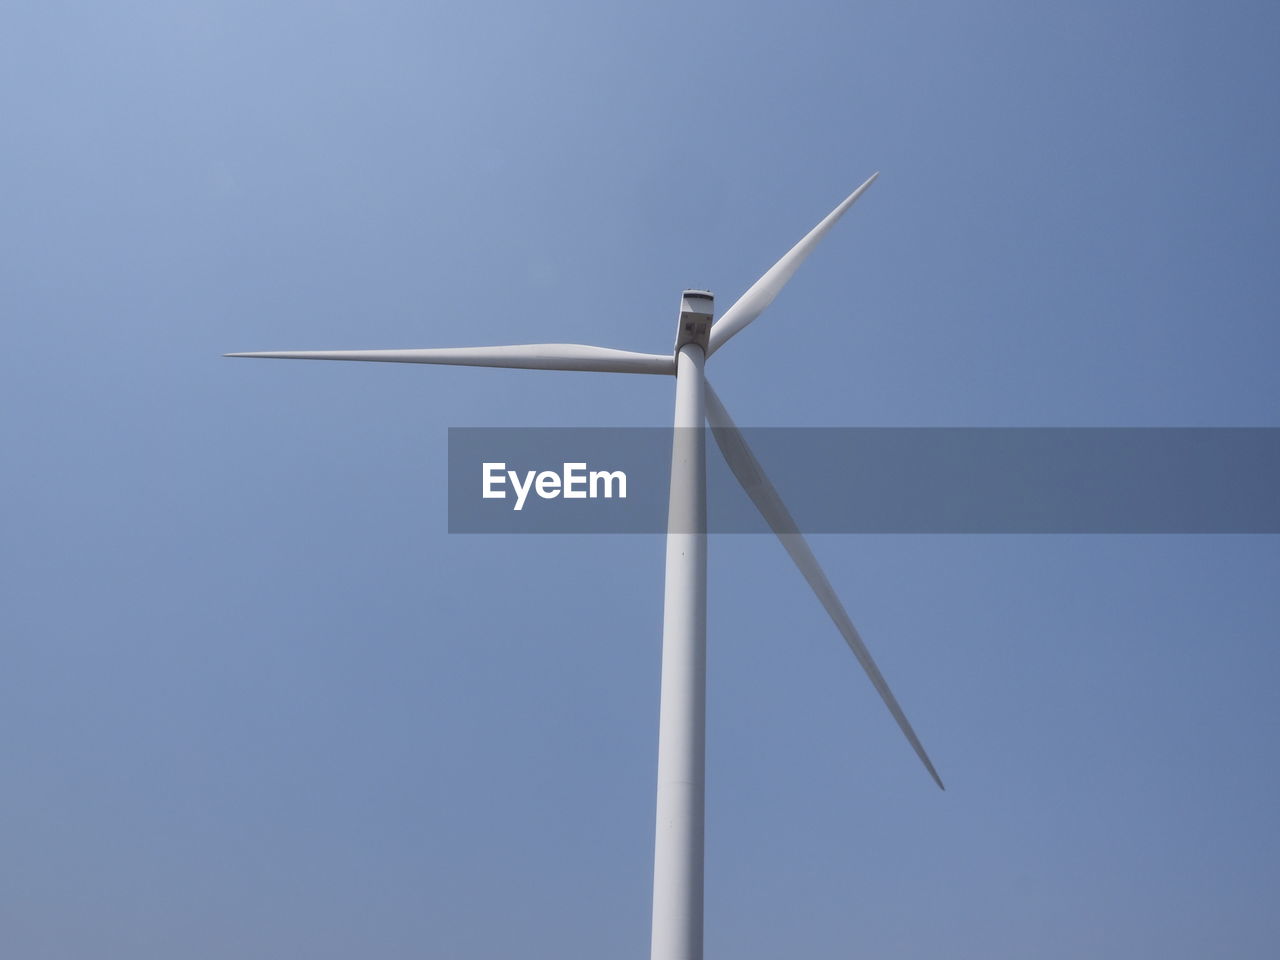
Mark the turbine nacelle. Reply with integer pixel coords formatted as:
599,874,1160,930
675,289,714,353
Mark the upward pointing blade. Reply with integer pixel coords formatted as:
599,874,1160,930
705,382,944,790
225,343,675,375
707,173,879,357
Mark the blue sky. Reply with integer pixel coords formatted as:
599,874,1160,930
3,1,1278,957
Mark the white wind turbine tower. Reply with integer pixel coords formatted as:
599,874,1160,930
228,172,943,960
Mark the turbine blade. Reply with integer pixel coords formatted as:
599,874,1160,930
705,381,944,790
225,343,675,375
707,173,879,357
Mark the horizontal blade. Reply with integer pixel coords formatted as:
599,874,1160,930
707,173,878,357
705,381,944,790
225,343,675,375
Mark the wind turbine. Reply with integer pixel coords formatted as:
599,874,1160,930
227,171,942,960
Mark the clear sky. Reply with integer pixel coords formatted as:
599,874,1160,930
3,1,1279,957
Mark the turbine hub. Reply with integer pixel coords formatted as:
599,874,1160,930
675,289,713,353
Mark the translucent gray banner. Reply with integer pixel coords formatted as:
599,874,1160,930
448,428,1280,533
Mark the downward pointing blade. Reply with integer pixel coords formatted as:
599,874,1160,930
705,382,944,790
707,173,879,357
225,343,675,375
